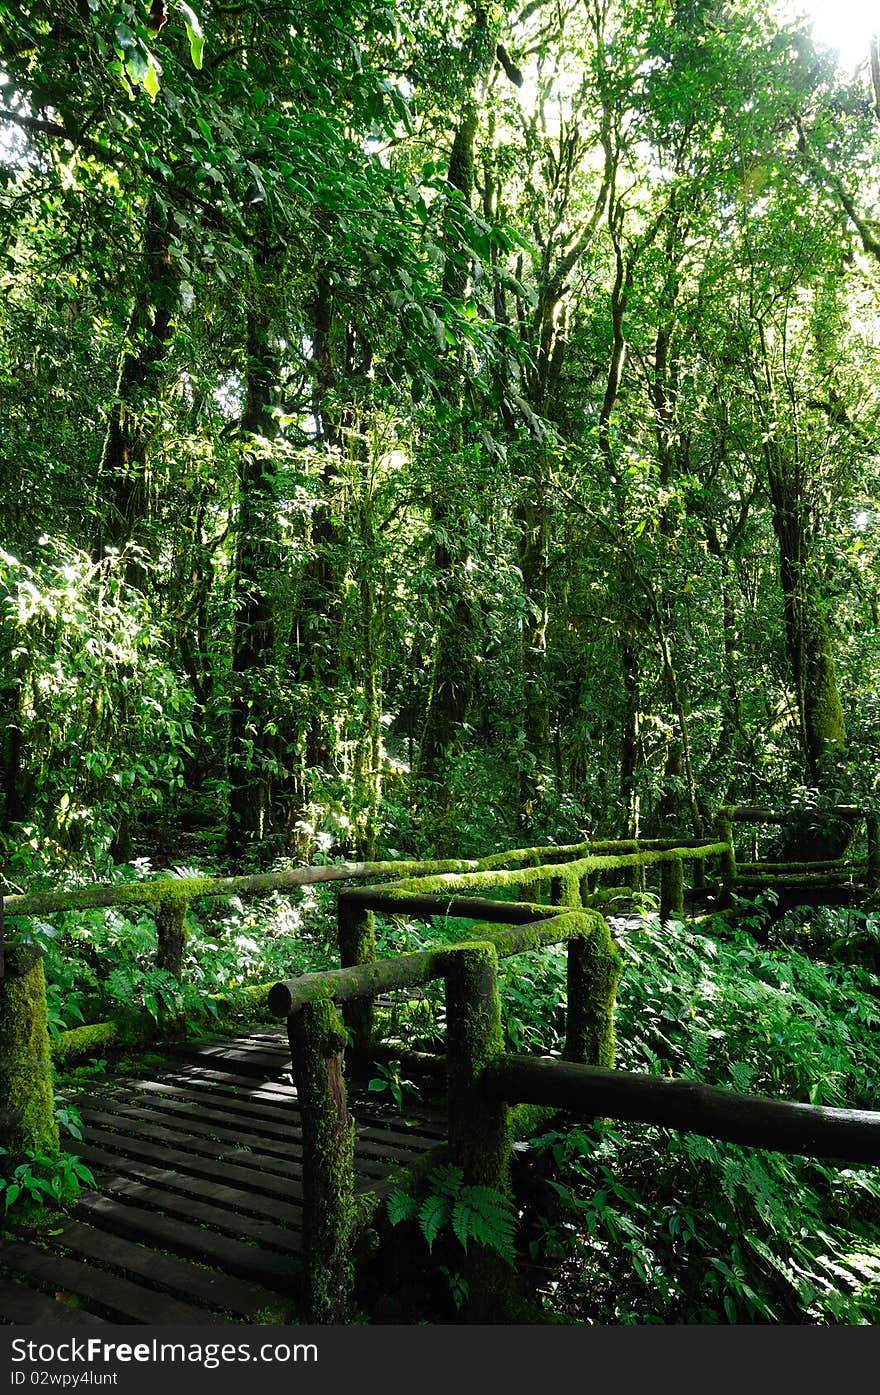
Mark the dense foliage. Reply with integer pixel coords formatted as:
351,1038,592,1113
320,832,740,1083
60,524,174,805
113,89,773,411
3,0,880,1327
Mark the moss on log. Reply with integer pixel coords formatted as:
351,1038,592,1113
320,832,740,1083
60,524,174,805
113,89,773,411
0,946,59,1160
287,998,355,1323
564,917,620,1067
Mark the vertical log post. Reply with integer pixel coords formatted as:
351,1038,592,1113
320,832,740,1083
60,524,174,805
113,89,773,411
0,945,59,1162
287,998,355,1322
659,856,684,921
716,811,737,908
563,914,621,1067
156,893,189,980
549,876,562,906
444,943,511,1320
560,867,582,908
866,813,880,892
337,898,375,1055
692,854,706,893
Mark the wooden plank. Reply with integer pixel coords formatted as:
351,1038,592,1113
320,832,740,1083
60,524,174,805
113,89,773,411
94,1173,302,1254
168,1045,292,1078
106,1077,447,1152
74,1142,304,1225
80,1102,393,1182
74,1123,304,1202
0,1241,215,1325
0,1275,105,1325
74,1196,298,1292
77,1107,312,1180
156,1066,450,1132
96,1091,436,1167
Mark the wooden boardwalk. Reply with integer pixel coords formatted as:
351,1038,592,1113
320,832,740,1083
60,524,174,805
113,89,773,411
0,1029,446,1325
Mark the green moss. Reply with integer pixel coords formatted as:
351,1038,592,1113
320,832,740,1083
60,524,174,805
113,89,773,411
0,947,59,1160
156,892,189,980
660,858,685,920
287,998,356,1323
443,942,508,1191
563,913,620,1067
51,1019,122,1066
338,903,376,1053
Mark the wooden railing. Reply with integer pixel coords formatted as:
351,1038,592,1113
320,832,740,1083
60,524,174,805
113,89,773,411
260,835,880,1322
715,804,880,906
6,827,879,1323
266,847,880,1321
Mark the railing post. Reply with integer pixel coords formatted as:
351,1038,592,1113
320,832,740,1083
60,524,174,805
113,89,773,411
563,914,621,1067
287,998,355,1323
337,898,375,1054
156,893,189,980
867,813,880,891
659,856,684,921
0,945,59,1161
716,811,737,908
444,943,511,1319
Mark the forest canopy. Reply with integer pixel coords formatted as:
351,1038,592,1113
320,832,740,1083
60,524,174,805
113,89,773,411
1,0,879,877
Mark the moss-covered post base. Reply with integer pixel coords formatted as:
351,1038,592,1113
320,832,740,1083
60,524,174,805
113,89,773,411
444,943,512,1321
717,813,736,908
156,894,189,980
287,999,355,1323
563,915,620,1067
0,946,59,1162
659,857,685,922
337,900,375,1056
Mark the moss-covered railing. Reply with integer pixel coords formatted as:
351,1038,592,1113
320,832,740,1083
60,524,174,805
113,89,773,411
268,857,880,1322
0,836,727,1166
715,805,880,907
262,838,730,1320
268,907,620,1322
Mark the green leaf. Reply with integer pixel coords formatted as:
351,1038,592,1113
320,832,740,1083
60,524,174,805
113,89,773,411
386,1189,419,1226
179,2,204,69
418,1193,450,1252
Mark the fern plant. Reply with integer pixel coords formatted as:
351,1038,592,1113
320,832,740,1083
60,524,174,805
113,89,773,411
387,1163,517,1264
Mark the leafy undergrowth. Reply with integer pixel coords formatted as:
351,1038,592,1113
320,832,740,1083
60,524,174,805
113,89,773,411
26,867,343,1038
519,910,880,1324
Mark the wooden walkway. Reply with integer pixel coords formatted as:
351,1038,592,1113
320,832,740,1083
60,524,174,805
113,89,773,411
0,1029,446,1325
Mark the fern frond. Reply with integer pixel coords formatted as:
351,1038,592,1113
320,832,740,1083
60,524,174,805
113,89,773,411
419,1193,451,1251
386,1189,419,1226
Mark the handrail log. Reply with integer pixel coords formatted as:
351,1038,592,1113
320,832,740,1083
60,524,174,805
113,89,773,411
3,840,730,920
337,888,558,923
268,912,601,1017
383,843,729,899
483,1056,880,1165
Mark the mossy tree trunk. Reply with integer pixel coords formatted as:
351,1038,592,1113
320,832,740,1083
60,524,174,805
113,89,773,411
0,946,59,1162
225,242,283,856
94,195,178,578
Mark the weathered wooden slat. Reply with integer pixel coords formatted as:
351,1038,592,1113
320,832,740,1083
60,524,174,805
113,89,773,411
81,1102,393,1180
99,1090,437,1166
74,1123,305,1201
77,1106,311,1179
0,1274,105,1325
94,1173,302,1253
0,1240,216,1324
156,1065,449,1130
105,1076,447,1144
74,1141,304,1225
74,1196,299,1291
